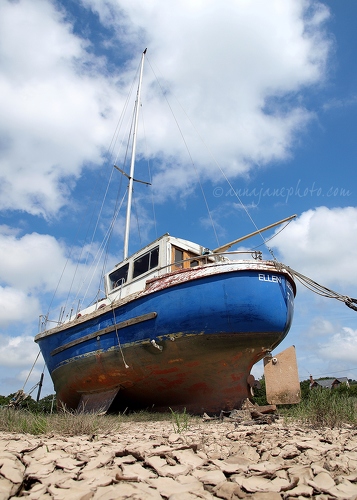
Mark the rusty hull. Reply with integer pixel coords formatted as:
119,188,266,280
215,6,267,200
52,330,284,414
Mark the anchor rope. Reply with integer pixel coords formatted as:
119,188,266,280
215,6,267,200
22,351,41,391
111,304,130,368
276,262,357,311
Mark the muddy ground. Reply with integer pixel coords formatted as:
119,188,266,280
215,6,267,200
1,418,357,499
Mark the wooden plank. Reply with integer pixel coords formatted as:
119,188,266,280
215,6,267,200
51,312,157,356
264,345,301,405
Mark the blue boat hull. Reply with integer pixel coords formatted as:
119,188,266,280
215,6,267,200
36,267,295,413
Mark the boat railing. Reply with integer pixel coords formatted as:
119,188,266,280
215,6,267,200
108,249,261,293
38,314,63,333
138,249,263,283
110,278,126,299
215,250,262,260
108,249,264,292
169,249,263,270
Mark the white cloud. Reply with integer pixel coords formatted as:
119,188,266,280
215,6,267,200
269,208,357,381
0,226,107,329
0,0,121,217
106,0,332,198
0,335,39,367
319,327,357,363
0,0,332,216
0,227,82,294
272,206,357,289
322,95,357,111
0,334,54,397
304,317,336,338
85,4,329,139
0,287,40,328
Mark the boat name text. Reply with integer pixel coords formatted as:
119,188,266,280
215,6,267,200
258,274,282,284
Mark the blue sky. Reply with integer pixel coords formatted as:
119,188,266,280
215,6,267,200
0,0,356,399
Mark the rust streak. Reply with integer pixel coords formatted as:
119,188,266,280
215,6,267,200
151,367,179,375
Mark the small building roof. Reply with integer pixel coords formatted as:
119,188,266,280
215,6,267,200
313,377,349,389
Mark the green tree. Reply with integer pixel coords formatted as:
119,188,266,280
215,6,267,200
300,379,311,400
252,377,267,406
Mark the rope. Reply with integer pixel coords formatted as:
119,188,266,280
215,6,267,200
277,262,357,311
111,305,130,369
22,351,41,391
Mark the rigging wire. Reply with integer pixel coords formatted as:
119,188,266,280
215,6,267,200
111,306,129,369
73,77,138,308
97,75,143,290
132,189,142,248
140,104,158,240
308,367,357,378
43,54,357,324
248,218,295,251
59,139,130,310
78,190,128,306
147,57,220,248
97,131,133,295
146,57,275,257
126,101,157,249
44,61,142,323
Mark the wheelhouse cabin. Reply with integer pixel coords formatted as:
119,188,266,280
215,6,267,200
70,234,220,321
105,233,216,300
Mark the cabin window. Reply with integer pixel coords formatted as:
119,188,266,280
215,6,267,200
109,263,129,290
171,246,199,270
133,246,159,279
174,248,184,269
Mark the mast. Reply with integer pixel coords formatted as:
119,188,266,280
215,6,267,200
123,48,147,260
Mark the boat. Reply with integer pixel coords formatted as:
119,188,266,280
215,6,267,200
34,50,296,414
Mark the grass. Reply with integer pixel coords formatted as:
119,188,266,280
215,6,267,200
0,407,121,436
0,408,48,435
0,406,196,436
282,388,357,428
169,407,190,433
1,389,356,435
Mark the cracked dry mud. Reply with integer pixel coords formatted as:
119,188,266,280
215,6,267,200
1,420,357,499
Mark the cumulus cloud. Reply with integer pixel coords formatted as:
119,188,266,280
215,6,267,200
0,0,332,216
0,227,79,293
319,327,357,363
0,0,121,217
272,206,357,289
305,317,336,338
0,229,67,292
268,207,357,381
0,335,39,368
0,226,107,329
103,0,332,198
304,326,357,380
0,334,54,397
0,287,40,328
